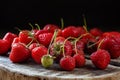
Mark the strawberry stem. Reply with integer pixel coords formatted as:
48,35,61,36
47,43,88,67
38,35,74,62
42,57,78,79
74,40,78,54
14,27,22,32
82,14,88,33
61,18,64,29
62,37,76,57
35,23,41,30
26,39,34,48
47,30,58,55
83,25,88,33
87,41,99,48
97,39,105,50
83,14,87,27
76,33,89,41
62,39,67,57
28,23,34,30
74,33,89,54
28,31,40,45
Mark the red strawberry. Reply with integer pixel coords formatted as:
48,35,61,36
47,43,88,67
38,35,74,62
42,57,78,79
72,37,86,68
62,26,80,38
81,33,96,44
73,53,86,67
43,24,59,33
99,32,120,59
35,30,48,36
106,36,120,59
71,39,85,56
35,29,48,40
31,46,47,64
90,28,103,37
3,32,17,44
102,31,120,38
60,56,75,71
19,30,34,44
9,43,31,63
72,49,84,56
28,43,40,51
11,37,19,47
90,49,110,70
0,39,10,55
3,32,17,48
76,40,85,50
98,37,109,50
38,33,53,47
77,26,87,35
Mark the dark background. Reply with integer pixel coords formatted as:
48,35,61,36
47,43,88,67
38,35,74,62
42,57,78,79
0,0,120,36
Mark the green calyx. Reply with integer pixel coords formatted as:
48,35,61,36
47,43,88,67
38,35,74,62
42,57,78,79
53,42,63,56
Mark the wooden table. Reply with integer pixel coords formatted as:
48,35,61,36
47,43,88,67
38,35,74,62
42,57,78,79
0,56,120,80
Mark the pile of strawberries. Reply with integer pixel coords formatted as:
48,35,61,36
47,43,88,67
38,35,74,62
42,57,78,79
0,22,120,71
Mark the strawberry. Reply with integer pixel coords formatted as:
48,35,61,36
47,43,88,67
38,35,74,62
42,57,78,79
77,26,87,35
72,37,86,68
39,24,62,37
38,33,53,47
72,49,84,56
98,37,109,50
90,27,103,38
43,24,59,33
73,53,86,67
19,30,34,45
9,43,31,63
41,54,54,68
90,49,110,70
107,39,120,59
71,39,85,56
107,38,120,58
3,32,17,48
59,36,76,71
35,29,48,40
99,32,120,58
28,43,40,51
102,31,120,38
3,32,17,44
31,45,47,64
80,33,96,44
75,40,85,50
11,37,19,47
62,26,80,38
0,39,10,55
60,56,75,71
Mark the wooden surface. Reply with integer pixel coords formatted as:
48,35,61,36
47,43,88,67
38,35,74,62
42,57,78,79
0,56,120,80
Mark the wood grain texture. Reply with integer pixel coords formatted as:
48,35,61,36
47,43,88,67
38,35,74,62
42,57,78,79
0,56,120,80
110,57,120,66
